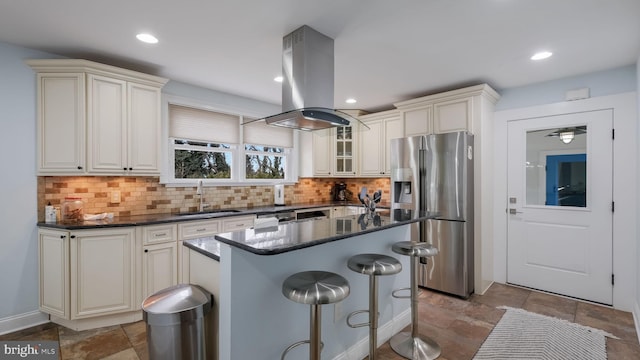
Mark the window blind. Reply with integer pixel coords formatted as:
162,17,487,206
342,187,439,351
169,104,240,143
243,119,294,148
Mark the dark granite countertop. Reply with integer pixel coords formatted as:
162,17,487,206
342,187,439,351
184,237,222,261
37,201,372,230
189,208,431,257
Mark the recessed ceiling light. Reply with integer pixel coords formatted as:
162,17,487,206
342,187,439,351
531,51,552,60
274,76,283,83
345,98,357,104
136,33,158,44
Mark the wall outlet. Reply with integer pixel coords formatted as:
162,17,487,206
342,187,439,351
111,191,121,204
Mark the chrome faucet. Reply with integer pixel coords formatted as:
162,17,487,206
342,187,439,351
196,180,210,212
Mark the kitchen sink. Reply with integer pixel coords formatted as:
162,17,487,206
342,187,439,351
177,209,242,218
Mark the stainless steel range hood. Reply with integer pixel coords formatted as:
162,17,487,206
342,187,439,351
253,25,363,131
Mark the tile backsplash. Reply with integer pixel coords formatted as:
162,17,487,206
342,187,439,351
37,176,390,220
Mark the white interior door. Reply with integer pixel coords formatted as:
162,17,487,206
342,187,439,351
507,109,613,305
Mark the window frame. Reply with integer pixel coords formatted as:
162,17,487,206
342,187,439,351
172,139,236,182
244,144,290,181
161,95,298,186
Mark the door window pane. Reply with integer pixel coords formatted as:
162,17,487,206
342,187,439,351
525,126,587,207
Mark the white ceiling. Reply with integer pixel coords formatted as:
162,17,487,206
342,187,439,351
1,0,638,113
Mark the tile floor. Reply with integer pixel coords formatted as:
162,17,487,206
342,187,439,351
1,283,638,359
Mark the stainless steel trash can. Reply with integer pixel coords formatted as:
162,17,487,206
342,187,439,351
142,284,213,360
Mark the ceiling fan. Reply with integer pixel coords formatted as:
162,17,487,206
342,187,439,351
546,126,587,144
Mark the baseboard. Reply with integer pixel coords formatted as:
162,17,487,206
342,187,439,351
633,301,640,345
332,308,411,360
51,311,142,332
0,311,50,336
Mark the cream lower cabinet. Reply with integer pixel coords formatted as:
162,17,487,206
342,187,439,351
180,215,255,284
142,243,177,298
71,228,136,319
178,219,221,284
39,227,137,321
188,250,220,360
140,224,178,299
39,228,70,318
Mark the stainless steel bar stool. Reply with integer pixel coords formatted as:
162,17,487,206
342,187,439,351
390,241,440,359
346,253,402,360
281,270,350,360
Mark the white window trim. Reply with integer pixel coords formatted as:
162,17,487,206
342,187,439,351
161,94,299,186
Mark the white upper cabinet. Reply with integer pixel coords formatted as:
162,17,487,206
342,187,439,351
312,129,332,176
359,110,403,176
87,74,127,172
308,111,365,177
35,73,86,174
403,106,432,137
433,97,472,133
298,87,500,178
334,124,358,177
128,83,162,173
28,59,168,176
395,84,499,137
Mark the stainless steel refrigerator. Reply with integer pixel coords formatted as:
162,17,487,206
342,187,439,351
390,132,474,298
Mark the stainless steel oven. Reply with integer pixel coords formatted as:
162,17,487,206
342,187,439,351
294,208,330,221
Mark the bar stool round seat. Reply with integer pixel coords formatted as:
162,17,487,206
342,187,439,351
347,253,403,276
346,253,402,360
391,242,440,360
282,271,350,305
392,241,439,258
281,271,350,360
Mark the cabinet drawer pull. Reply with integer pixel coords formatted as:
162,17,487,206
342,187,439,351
154,233,167,237
196,228,206,232
235,223,245,227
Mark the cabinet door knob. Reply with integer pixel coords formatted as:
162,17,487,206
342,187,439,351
144,249,149,253
70,235,76,239
60,235,66,239
123,167,127,171
129,167,133,171
77,166,83,170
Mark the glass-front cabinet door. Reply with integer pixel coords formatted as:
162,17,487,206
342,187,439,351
334,125,356,176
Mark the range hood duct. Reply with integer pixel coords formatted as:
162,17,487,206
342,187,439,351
256,25,362,131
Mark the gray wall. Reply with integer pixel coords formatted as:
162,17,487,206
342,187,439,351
0,42,63,324
496,65,637,110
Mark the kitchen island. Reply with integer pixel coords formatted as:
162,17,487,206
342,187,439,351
184,209,430,360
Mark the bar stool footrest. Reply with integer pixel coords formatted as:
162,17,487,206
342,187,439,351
392,287,423,299
346,309,371,328
281,340,324,360
392,287,411,299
